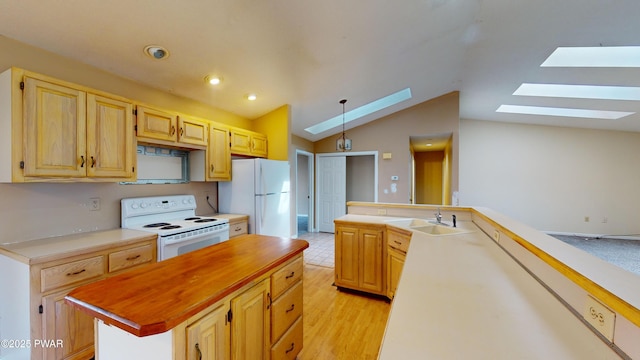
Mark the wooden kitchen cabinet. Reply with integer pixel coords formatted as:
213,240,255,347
0,231,157,360
386,227,411,299
335,222,386,295
229,216,248,238
184,302,230,360
136,105,208,150
22,75,135,181
208,123,232,181
231,278,271,360
229,127,268,158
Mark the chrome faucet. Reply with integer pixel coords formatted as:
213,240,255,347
435,208,442,224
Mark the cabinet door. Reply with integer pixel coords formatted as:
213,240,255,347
250,134,267,158
229,129,251,155
178,116,208,147
136,106,177,142
359,228,384,294
335,226,359,289
231,279,270,360
86,94,135,179
186,303,229,360
208,125,231,181
41,289,95,360
387,248,406,299
23,77,87,177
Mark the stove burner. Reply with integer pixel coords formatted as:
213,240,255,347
144,222,171,228
184,217,201,221
160,225,182,230
195,218,217,223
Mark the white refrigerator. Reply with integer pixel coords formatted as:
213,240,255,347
219,159,291,238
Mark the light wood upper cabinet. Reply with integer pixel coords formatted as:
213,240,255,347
208,123,231,181
22,75,135,181
229,127,267,158
178,115,208,147
23,77,87,178
135,105,209,150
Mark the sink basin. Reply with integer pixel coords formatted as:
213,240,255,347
410,225,468,236
386,218,470,236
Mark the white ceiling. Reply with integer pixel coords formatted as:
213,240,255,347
2,0,640,142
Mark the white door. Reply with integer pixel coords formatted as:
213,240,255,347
318,156,346,233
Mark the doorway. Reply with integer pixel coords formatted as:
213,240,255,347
316,151,378,233
295,150,314,236
410,133,452,205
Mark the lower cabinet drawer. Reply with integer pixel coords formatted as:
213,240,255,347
108,244,154,273
271,280,303,342
41,256,105,292
271,317,303,360
229,221,248,238
271,256,303,298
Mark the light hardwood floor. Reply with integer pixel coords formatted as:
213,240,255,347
299,263,391,359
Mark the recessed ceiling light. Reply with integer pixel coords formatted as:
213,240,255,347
143,45,169,60
247,94,257,101
205,75,222,85
305,88,412,135
426,143,433,146
541,46,640,67
514,83,640,101
496,104,634,120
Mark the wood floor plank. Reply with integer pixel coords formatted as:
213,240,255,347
299,264,391,359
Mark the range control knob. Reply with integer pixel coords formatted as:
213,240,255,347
131,203,139,209
140,202,148,209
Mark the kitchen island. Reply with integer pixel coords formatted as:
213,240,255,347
65,234,308,360
338,203,640,359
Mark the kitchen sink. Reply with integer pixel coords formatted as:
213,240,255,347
386,218,470,236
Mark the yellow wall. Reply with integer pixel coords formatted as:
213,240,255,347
253,104,290,161
414,151,444,204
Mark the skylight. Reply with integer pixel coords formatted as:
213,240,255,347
305,88,412,135
496,105,634,120
513,83,640,101
541,46,640,67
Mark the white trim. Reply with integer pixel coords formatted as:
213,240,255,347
295,149,315,235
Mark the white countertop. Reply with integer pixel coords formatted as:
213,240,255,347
376,220,622,359
0,229,157,265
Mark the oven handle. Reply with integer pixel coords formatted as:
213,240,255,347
162,229,228,245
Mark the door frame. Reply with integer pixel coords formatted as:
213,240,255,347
315,151,379,232
295,149,314,234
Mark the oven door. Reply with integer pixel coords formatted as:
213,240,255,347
159,229,230,260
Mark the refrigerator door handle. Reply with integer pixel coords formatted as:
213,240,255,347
260,195,267,230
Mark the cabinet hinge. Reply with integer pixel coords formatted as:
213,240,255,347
38,305,43,314
19,161,24,169
133,109,137,116
134,124,138,132
227,309,233,323
20,81,24,90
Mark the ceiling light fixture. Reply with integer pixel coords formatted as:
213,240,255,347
247,94,257,101
496,104,634,120
143,45,170,60
205,75,222,85
336,99,352,152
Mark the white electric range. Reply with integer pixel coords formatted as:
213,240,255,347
121,195,229,260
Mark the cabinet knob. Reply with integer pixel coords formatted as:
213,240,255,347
285,342,295,354
90,156,96,168
80,155,85,168
195,343,202,360
170,126,176,136
179,127,184,136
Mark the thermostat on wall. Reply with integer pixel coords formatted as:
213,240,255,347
391,176,399,181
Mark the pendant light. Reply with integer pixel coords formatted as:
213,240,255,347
336,99,352,151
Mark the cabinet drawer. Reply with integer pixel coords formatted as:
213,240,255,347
271,317,303,360
108,244,154,273
41,256,105,292
271,256,303,298
229,221,248,238
271,280,303,343
388,230,410,253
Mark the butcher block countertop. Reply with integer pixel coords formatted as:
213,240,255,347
0,229,157,265
65,235,308,337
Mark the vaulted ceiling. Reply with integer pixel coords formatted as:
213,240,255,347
2,0,639,142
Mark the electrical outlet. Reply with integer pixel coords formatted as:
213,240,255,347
583,295,615,341
377,209,387,215
584,216,590,222
493,230,500,242
89,197,101,211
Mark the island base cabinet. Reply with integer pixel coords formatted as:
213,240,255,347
231,278,271,360
271,317,303,360
186,303,230,360
334,223,385,295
